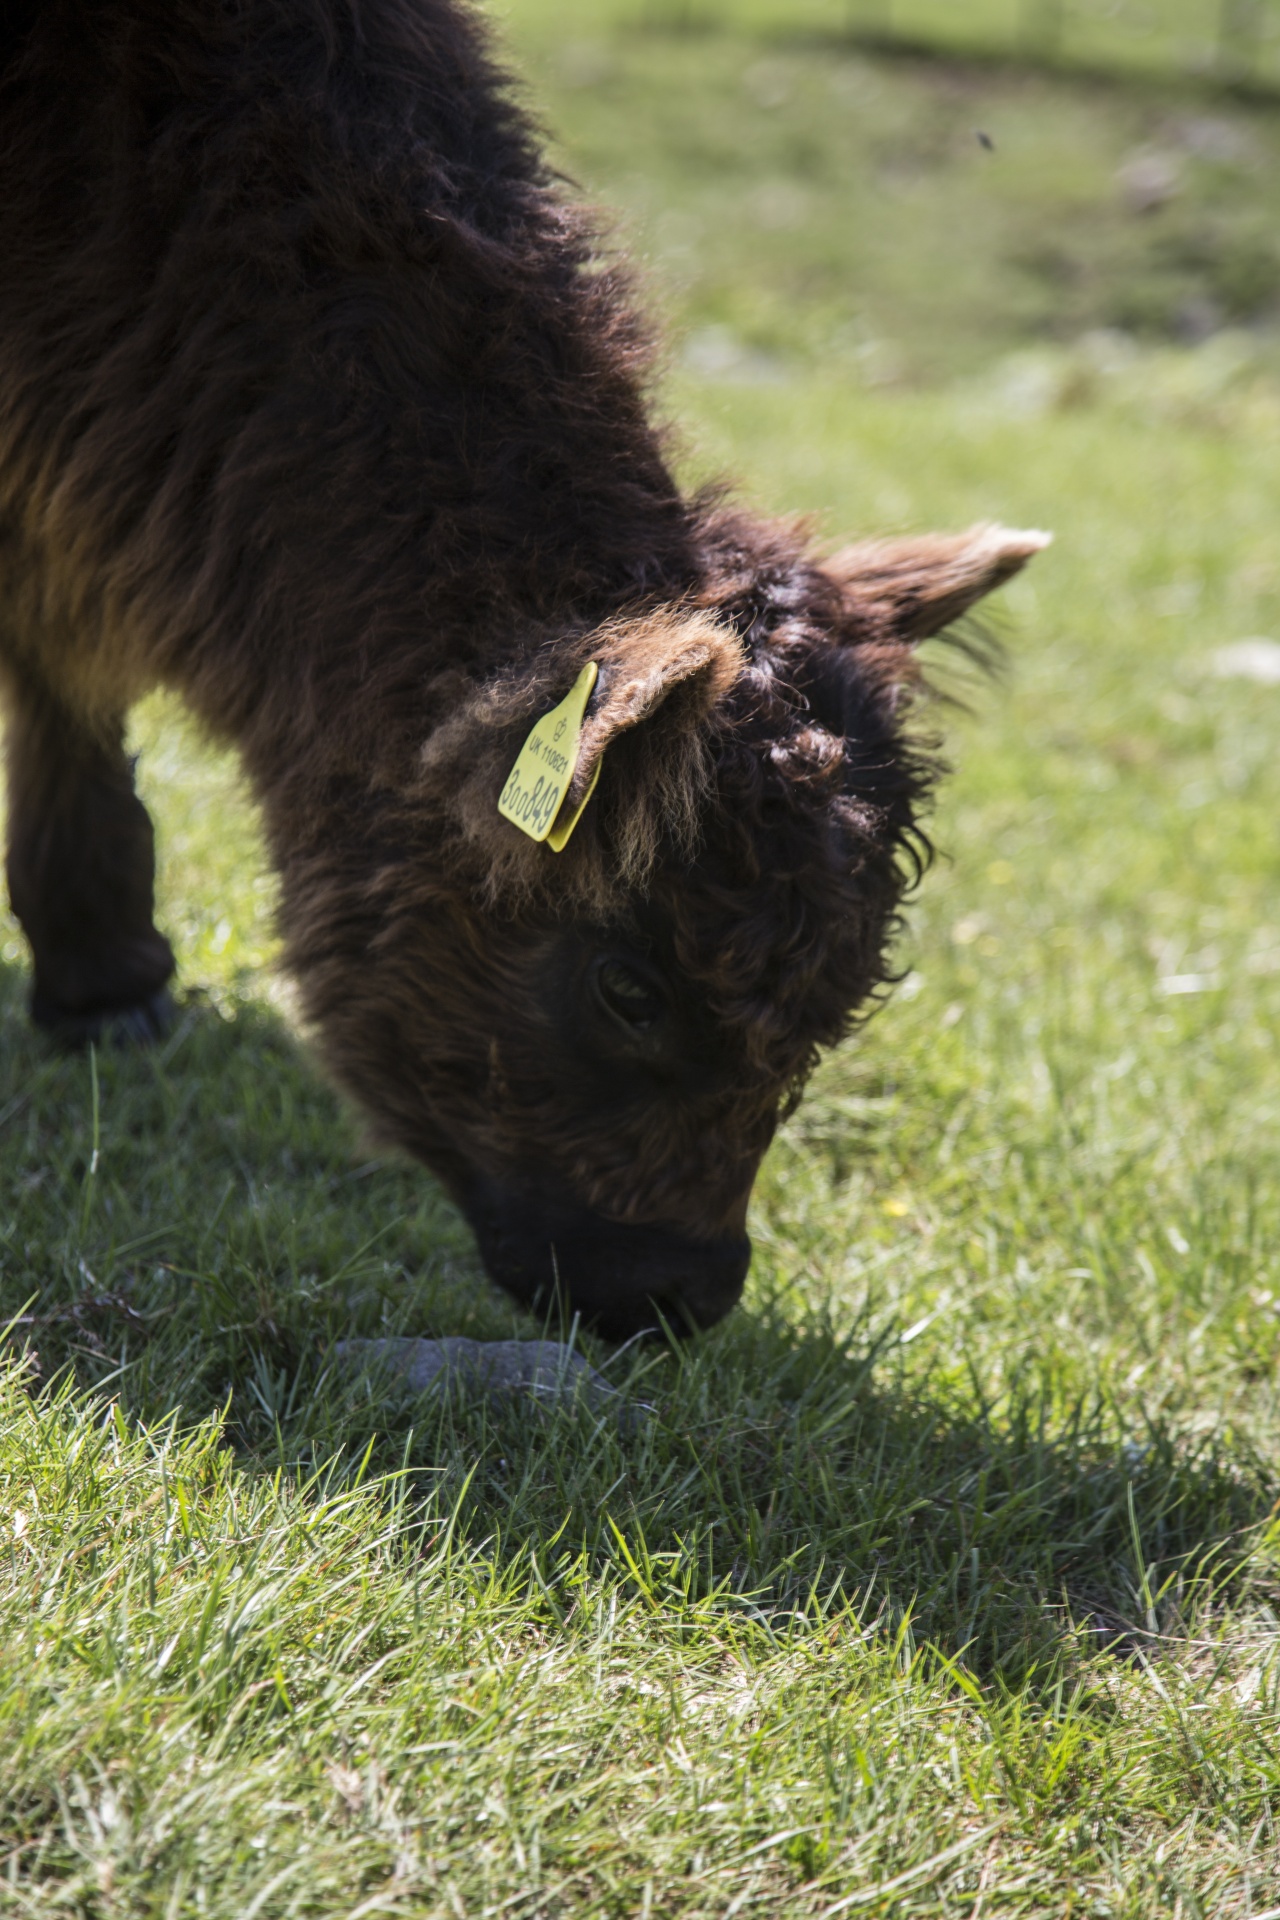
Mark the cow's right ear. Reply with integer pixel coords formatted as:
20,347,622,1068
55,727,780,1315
822,523,1051,643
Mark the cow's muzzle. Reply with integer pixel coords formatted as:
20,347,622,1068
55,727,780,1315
461,1176,750,1341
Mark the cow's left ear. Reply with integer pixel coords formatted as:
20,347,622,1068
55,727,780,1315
565,605,742,810
420,606,741,899
822,523,1051,644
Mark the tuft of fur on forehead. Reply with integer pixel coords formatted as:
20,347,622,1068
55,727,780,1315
416,604,742,912
655,625,940,1111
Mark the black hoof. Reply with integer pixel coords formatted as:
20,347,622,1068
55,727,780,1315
32,986,177,1049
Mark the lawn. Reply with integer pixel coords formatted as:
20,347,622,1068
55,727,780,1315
3,10,1280,1917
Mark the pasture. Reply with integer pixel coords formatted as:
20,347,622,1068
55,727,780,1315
4,7,1280,1914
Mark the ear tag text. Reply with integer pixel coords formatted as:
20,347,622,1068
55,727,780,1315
498,661,602,851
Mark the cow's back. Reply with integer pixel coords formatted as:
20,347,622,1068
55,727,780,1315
0,0,693,735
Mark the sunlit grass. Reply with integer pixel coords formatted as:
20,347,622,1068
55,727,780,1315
503,5,1280,384
3,14,1280,1916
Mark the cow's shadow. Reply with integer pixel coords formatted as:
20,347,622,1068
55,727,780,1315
315,1316,1273,1685
0,950,1272,1684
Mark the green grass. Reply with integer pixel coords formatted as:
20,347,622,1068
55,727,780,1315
504,8,1280,380
4,14,1280,1917
501,0,1280,94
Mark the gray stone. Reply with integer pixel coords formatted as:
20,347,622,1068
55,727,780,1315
334,1336,638,1421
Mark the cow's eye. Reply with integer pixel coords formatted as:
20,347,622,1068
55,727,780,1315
593,958,664,1033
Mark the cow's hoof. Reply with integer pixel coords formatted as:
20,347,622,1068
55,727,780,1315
32,986,177,1050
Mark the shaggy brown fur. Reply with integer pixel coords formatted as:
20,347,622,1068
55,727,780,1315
0,0,1047,1337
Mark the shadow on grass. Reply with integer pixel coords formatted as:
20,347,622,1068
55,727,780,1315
318,1314,1277,1688
1,953,1275,1685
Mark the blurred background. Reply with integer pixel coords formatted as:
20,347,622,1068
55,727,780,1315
598,0,1280,88
517,0,1280,83
497,0,1280,392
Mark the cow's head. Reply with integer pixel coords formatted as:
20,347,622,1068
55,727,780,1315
293,520,1047,1341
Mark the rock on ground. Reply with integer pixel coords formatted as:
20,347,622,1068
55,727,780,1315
333,1336,638,1420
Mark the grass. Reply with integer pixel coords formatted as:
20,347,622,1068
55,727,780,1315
508,0,1280,94
4,11,1280,1916
509,12,1280,380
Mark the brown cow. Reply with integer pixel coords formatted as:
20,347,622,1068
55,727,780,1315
0,0,1046,1339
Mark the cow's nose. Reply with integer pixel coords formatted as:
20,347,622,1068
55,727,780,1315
461,1177,750,1340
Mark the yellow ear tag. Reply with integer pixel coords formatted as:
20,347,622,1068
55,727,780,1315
497,661,602,852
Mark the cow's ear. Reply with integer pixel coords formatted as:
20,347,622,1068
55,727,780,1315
565,606,742,809
418,607,740,899
822,523,1051,644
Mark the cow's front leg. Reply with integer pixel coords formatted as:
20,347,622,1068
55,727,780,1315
3,670,175,1043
